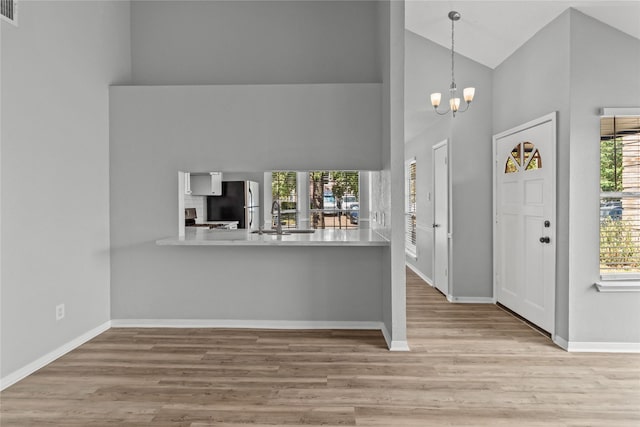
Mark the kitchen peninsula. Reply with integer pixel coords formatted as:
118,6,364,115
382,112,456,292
157,227,389,246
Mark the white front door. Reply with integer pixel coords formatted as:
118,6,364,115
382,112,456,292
433,141,449,296
494,113,556,334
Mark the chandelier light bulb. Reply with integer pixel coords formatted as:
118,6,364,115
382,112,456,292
450,97,461,112
463,87,475,103
431,93,442,108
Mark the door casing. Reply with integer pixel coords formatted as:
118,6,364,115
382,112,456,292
433,139,449,297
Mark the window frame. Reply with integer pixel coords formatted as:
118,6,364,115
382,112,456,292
599,108,640,281
1,0,18,26
307,171,360,230
405,158,417,257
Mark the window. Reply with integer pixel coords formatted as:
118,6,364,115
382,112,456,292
1,0,17,25
272,171,298,229
309,171,359,229
406,160,417,255
505,141,542,173
600,115,640,277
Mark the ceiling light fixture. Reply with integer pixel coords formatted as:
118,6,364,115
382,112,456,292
430,11,475,118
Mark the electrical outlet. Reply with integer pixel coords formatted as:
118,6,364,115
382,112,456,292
55,304,65,321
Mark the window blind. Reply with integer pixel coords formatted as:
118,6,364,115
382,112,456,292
1,0,16,24
406,160,417,252
600,116,640,276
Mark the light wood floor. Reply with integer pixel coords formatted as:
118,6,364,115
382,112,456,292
2,268,639,426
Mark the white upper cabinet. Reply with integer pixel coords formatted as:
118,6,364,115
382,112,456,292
190,172,223,196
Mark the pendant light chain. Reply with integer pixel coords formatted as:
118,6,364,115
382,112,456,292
451,15,456,91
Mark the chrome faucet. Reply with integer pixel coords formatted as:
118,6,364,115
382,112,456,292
271,200,283,235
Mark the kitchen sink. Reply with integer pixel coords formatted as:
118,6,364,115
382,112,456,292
252,229,315,235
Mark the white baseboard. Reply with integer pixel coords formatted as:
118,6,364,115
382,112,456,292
447,296,494,304
567,341,640,353
553,335,569,350
380,323,410,351
406,262,434,287
389,340,410,351
111,319,384,331
0,321,111,391
553,335,639,352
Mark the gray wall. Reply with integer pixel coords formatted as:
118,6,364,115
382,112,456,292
494,9,640,344
567,11,640,343
109,84,384,322
130,0,380,85
404,31,493,300
372,1,406,347
404,33,450,283
1,1,131,378
493,11,572,339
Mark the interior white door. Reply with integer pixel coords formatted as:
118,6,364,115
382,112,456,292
433,141,449,296
494,113,556,333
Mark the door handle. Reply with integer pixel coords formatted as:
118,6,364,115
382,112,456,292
539,236,550,243
432,223,441,228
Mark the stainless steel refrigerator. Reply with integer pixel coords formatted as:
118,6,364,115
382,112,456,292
206,181,260,230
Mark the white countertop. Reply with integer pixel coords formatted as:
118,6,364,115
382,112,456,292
156,228,389,247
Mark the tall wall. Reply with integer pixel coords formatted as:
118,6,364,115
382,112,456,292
404,30,493,300
111,0,391,327
493,11,571,337
130,0,379,85
404,34,450,284
567,11,640,344
1,1,131,381
493,10,572,339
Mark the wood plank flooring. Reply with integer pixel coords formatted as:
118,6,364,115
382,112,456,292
1,268,639,426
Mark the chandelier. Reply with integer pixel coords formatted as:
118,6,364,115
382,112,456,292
430,11,475,117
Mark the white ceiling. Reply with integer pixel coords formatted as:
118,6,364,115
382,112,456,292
406,0,640,69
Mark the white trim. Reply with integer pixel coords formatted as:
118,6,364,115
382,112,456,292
406,262,434,287
111,319,384,331
405,249,417,261
566,341,640,353
554,335,569,350
0,321,111,391
389,340,410,351
595,281,640,292
381,323,410,351
553,335,640,352
447,296,495,304
600,107,640,117
381,323,391,347
432,139,450,297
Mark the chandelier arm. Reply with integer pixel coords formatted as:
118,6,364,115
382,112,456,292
456,102,471,113
434,106,451,116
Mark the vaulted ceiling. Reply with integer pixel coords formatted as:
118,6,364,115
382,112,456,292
406,1,640,69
